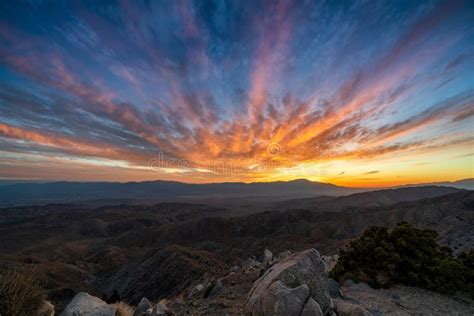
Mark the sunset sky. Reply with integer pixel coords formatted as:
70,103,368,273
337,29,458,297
0,0,473,187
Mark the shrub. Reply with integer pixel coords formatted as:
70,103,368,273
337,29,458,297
330,222,474,298
0,268,45,316
114,301,135,316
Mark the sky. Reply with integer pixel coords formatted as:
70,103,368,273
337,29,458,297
0,0,473,187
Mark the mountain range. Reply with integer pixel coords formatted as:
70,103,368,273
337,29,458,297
0,178,472,207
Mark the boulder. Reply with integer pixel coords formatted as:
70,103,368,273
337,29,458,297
188,283,204,299
153,302,170,315
274,250,291,262
301,297,323,316
61,292,117,316
333,299,370,316
328,278,342,298
134,297,152,316
244,248,330,316
263,249,273,264
230,265,240,273
259,281,309,315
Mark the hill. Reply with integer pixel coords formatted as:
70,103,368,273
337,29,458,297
397,178,474,190
274,186,464,211
0,189,472,310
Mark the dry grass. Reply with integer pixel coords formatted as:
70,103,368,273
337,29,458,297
114,301,135,316
0,268,45,316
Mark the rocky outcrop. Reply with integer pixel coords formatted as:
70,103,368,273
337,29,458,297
244,248,330,316
61,292,117,316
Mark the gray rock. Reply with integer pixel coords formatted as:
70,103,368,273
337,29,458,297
61,292,117,316
230,265,240,273
275,250,291,262
263,249,273,264
134,297,152,316
328,278,342,298
153,302,169,315
334,299,371,316
188,283,204,299
261,281,309,316
244,248,330,316
301,297,323,316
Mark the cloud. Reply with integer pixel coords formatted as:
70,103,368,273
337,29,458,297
363,170,380,175
0,1,473,182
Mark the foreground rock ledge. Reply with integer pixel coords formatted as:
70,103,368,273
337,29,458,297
61,292,117,316
244,248,330,316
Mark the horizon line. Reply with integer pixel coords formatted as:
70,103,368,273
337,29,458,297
0,177,472,189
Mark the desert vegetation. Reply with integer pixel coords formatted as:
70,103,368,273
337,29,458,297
0,268,45,316
330,222,474,298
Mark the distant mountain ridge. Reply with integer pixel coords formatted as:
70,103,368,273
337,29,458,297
0,178,471,207
275,186,465,211
0,179,362,207
395,178,474,190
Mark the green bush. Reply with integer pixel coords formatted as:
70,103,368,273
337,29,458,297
330,222,474,298
0,268,45,316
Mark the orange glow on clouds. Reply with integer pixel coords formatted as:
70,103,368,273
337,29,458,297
0,1,473,186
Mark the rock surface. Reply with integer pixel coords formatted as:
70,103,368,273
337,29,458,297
134,297,152,316
153,302,170,315
61,292,117,316
333,299,370,316
341,281,474,316
188,284,204,299
275,250,291,262
244,248,330,316
328,278,342,298
263,249,273,264
301,297,324,316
